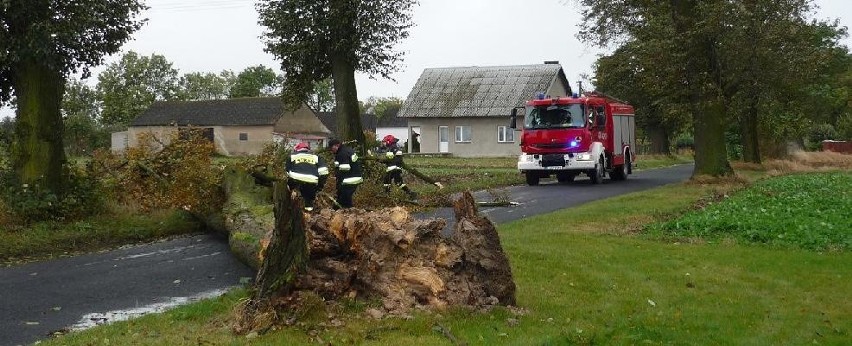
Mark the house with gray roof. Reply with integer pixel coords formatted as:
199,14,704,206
398,63,571,157
123,97,330,156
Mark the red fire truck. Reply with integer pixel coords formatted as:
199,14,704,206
509,91,636,185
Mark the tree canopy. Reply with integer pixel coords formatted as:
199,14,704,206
98,51,181,126
580,0,848,173
0,0,146,195
257,0,417,149
179,71,236,101
0,0,146,105
229,65,280,98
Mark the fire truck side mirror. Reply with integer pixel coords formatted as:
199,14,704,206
509,107,522,129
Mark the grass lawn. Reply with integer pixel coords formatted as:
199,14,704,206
41,168,851,345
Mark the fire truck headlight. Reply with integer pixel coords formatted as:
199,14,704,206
577,152,593,161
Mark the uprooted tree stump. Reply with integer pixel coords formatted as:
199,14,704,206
228,168,516,334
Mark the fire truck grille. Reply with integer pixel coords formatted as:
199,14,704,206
541,154,565,167
534,143,566,149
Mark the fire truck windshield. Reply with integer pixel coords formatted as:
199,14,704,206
524,104,585,129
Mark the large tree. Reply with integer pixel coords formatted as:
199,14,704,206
593,40,691,155
229,65,280,98
579,0,735,176
0,0,145,193
179,70,236,101
308,78,335,112
98,51,181,127
62,79,105,156
62,79,101,120
716,1,847,162
362,96,404,119
579,0,846,175
257,0,416,152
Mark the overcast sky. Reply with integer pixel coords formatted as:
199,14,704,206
2,0,850,119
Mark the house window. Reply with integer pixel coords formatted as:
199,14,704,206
498,126,514,143
239,133,248,141
455,125,471,143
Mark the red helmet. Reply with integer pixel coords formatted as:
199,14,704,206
294,142,310,152
382,134,397,145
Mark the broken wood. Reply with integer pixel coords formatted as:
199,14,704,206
224,166,517,334
253,183,307,299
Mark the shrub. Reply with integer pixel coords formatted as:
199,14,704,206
837,113,852,140
0,166,106,223
806,123,839,150
89,129,223,215
674,134,694,151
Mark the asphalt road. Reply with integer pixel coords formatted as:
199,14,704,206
423,163,695,224
0,164,693,346
0,234,255,346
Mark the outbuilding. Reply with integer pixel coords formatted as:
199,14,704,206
124,97,330,155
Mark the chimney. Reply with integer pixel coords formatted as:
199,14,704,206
544,60,559,64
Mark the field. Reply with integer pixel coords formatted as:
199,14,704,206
39,154,851,345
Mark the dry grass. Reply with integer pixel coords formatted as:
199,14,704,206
764,151,852,175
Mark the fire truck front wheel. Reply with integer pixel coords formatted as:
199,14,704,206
589,157,605,184
525,172,541,186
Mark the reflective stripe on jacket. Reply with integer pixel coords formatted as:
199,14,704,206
334,145,362,185
377,144,404,172
286,152,327,184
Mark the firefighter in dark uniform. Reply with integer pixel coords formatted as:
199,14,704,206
377,134,416,199
286,142,329,211
327,138,363,208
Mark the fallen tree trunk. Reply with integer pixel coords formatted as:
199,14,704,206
226,168,516,333
222,166,274,269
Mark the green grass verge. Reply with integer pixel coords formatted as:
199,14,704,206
647,172,851,251
0,210,202,264
41,172,850,345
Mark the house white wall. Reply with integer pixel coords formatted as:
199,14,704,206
406,117,520,157
126,125,275,156
111,131,128,152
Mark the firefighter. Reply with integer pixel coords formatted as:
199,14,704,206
286,142,329,211
377,134,416,200
327,138,363,208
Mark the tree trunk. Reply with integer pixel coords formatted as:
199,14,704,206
329,0,365,155
669,0,732,177
331,54,365,155
11,59,67,194
740,97,761,163
253,182,307,299
693,97,732,176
